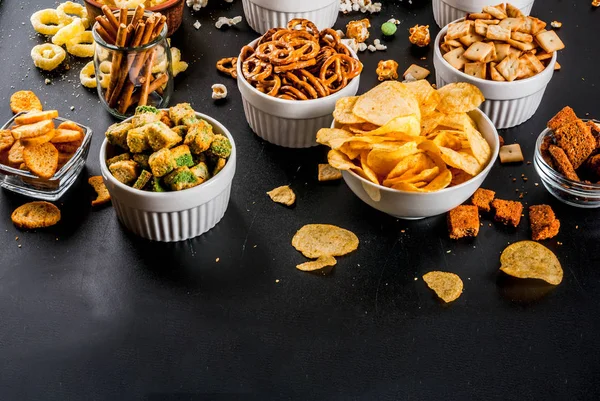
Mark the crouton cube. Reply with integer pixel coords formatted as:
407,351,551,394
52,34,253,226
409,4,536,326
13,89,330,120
133,170,153,190
109,160,139,185
548,145,580,181
529,205,560,241
126,126,151,153
553,119,596,169
148,148,175,178
547,106,579,131
105,122,132,150
447,205,480,239
170,144,195,167
492,199,523,227
146,122,182,151
471,188,496,212
164,166,201,191
185,120,215,154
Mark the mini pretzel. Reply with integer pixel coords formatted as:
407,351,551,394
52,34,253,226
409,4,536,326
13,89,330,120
243,58,273,82
284,72,318,99
280,85,308,100
319,28,341,48
287,19,319,40
274,59,316,73
216,57,238,78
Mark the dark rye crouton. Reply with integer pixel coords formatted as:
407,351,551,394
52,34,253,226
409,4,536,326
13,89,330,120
547,106,578,131
529,205,560,241
471,188,495,212
540,135,555,168
553,119,596,169
491,199,523,227
447,205,480,239
548,145,580,181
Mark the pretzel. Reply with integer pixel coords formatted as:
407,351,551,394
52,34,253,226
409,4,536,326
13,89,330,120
243,58,273,82
284,72,318,99
287,19,319,40
216,57,238,78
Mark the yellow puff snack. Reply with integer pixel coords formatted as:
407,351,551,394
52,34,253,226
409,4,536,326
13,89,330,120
30,9,66,36
57,1,89,28
80,61,111,89
171,47,188,77
51,18,85,46
66,30,95,58
31,43,66,71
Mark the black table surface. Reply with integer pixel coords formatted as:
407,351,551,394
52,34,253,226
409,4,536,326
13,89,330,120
1,0,599,399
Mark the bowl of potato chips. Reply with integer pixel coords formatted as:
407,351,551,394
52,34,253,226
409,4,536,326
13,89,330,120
317,80,499,219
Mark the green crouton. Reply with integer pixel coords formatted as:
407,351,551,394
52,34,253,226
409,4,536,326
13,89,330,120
126,125,151,153
132,107,161,128
151,176,166,192
213,157,227,176
146,122,182,151
158,110,173,127
133,170,153,190
185,120,214,154
148,148,175,177
164,167,200,191
171,125,188,137
109,160,139,185
169,103,196,126
105,121,132,150
208,134,232,159
132,153,151,170
106,152,131,167
190,161,210,182
135,105,159,115
170,144,194,167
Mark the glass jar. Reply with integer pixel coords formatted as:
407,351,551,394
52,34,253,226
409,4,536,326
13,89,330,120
92,10,174,119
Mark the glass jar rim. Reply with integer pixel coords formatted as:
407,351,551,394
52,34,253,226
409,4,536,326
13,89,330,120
92,9,168,52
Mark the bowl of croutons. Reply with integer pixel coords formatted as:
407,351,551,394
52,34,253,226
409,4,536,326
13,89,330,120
99,104,236,241
433,6,564,129
242,0,339,35
432,0,534,28
534,107,600,208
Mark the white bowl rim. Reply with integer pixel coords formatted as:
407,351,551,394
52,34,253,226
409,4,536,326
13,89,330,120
99,110,236,198
342,108,500,196
236,37,361,105
434,17,557,88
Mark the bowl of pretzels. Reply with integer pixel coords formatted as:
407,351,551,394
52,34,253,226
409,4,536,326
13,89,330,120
236,19,363,148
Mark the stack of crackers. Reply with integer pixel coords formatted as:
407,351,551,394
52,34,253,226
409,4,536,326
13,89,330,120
440,3,565,81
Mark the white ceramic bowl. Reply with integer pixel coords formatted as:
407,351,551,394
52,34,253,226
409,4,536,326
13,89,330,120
242,0,339,35
99,112,236,242
237,38,361,148
340,109,499,219
433,19,556,129
432,0,535,28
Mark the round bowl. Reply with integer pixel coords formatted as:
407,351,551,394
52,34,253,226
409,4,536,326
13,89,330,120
237,38,361,148
432,0,535,28
340,108,500,219
433,18,556,129
99,111,237,242
534,123,600,208
84,0,184,37
242,0,339,34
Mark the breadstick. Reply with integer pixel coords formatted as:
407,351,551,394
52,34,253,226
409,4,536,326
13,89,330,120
101,5,120,30
138,49,156,106
95,24,115,45
106,23,127,102
119,8,128,26
95,16,117,40
152,15,167,39
108,23,146,107
130,4,145,29
130,73,168,104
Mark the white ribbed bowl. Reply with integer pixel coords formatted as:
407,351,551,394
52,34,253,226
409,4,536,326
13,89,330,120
237,38,360,148
99,112,236,242
432,0,534,28
340,109,499,219
242,0,339,35
433,19,556,129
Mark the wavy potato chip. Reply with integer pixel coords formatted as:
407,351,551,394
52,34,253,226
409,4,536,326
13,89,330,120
352,81,421,126
316,128,353,148
360,151,380,184
404,79,441,117
423,271,464,303
367,142,422,176
500,241,563,285
296,255,337,272
352,115,421,138
385,153,434,181
292,224,359,259
464,124,491,165
333,96,367,124
439,146,482,176
436,83,485,114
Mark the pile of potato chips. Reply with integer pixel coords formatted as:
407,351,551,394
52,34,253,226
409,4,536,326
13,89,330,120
317,80,492,192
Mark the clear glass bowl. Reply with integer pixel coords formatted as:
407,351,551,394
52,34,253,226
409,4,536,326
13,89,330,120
534,120,600,208
0,113,92,201
93,10,174,120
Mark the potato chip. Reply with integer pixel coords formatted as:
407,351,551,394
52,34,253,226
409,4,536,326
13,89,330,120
292,224,359,258
385,153,434,181
420,112,444,135
296,255,337,272
500,241,563,285
316,128,353,148
463,123,491,165
352,115,421,138
333,96,367,125
352,81,421,126
359,151,380,184
439,146,482,176
450,167,474,186
404,79,441,117
317,164,342,182
436,83,485,114
367,142,421,176
422,271,463,303
267,185,296,206
328,149,361,172
432,130,465,150
393,168,452,192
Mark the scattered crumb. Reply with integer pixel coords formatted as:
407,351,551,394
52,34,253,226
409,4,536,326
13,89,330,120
216,257,220,262
275,279,280,283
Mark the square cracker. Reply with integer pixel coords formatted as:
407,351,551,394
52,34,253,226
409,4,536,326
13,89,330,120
506,3,525,18
486,25,511,41
535,30,565,53
512,31,533,43
446,21,471,40
443,47,468,70
499,17,525,32
468,12,492,20
507,38,536,52
524,52,546,73
482,5,507,20
494,43,511,62
463,41,494,62
496,54,520,81
475,20,488,36
403,64,430,80
489,63,506,81
459,33,484,47
464,62,487,79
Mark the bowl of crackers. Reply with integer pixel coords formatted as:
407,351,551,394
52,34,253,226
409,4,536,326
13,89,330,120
432,0,534,28
242,0,339,35
534,106,600,208
236,19,362,148
99,104,236,242
0,108,92,202
433,4,564,129
317,80,499,219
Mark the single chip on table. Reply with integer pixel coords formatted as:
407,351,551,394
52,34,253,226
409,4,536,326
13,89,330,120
318,163,342,181
436,83,485,114
292,224,359,259
267,185,296,206
422,271,464,303
296,255,337,272
10,91,43,114
11,201,61,229
88,176,111,206
499,241,563,285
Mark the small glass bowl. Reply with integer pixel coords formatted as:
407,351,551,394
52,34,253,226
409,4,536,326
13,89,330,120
534,121,600,208
0,113,93,201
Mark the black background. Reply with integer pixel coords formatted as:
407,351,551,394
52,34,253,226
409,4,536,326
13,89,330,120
1,0,599,400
